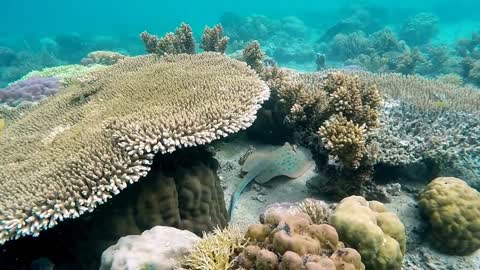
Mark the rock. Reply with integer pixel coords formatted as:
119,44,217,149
100,226,200,270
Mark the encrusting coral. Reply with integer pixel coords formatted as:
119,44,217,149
141,22,195,55
0,52,269,245
329,196,406,270
419,177,480,255
200,24,229,54
0,77,61,106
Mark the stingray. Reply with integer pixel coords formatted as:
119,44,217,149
228,142,315,220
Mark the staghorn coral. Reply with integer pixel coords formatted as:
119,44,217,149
419,177,480,255
0,53,269,245
181,226,247,270
330,196,405,270
80,50,126,66
200,24,229,54
141,22,195,55
243,40,265,74
319,114,367,169
237,209,365,270
0,77,61,107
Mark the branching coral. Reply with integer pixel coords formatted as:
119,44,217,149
140,22,195,55
200,24,229,54
181,226,247,270
319,114,367,169
243,41,265,74
0,53,269,245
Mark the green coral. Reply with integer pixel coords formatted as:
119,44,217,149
419,177,480,255
329,196,406,270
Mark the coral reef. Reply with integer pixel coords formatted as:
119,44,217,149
319,114,367,169
0,77,61,106
141,22,195,55
399,13,439,46
0,47,18,66
0,53,269,245
100,226,200,270
330,196,406,270
181,226,247,270
17,64,106,85
80,50,126,65
200,24,229,54
237,210,365,269
419,177,480,255
243,40,265,74
0,146,228,269
329,32,373,61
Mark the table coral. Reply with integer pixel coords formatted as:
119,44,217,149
0,53,269,245
419,177,480,255
329,196,405,270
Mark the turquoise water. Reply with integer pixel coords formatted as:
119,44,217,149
2,1,480,269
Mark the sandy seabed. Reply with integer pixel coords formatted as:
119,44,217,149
213,136,480,270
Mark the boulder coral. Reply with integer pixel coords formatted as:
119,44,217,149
0,52,269,245
419,177,480,255
237,210,365,270
329,196,406,270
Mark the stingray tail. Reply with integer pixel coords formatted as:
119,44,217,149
228,168,260,221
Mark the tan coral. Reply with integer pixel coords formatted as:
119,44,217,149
140,22,195,55
0,53,269,245
319,114,367,169
84,50,126,65
200,24,229,54
238,211,365,270
329,196,405,270
419,177,480,255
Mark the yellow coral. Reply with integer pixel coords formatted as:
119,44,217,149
319,114,367,169
329,196,405,270
419,177,480,255
180,226,247,270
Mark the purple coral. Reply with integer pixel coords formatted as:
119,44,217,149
0,77,60,106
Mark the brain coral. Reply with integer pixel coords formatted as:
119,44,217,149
0,52,269,244
329,196,405,270
419,177,480,255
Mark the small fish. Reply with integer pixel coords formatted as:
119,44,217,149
228,142,314,220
